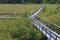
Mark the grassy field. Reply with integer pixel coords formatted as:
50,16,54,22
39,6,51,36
0,4,40,14
0,18,43,40
0,4,44,40
38,4,60,26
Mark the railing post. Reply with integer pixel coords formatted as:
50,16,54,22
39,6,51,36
55,36,57,40
50,31,51,40
38,20,40,28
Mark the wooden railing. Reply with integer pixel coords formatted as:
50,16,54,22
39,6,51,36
31,6,44,18
32,16,60,40
34,16,60,34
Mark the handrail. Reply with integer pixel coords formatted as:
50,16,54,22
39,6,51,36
31,6,44,18
31,6,43,14
33,19,60,40
34,16,60,34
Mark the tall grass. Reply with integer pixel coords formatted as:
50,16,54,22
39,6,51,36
0,18,42,40
38,4,60,26
0,4,40,14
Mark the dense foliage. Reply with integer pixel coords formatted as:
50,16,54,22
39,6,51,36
0,0,60,4
0,18,43,40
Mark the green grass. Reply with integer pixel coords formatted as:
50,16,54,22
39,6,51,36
38,4,60,26
0,4,40,14
0,18,42,40
0,4,43,40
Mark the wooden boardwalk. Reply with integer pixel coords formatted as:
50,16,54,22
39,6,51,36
31,6,60,40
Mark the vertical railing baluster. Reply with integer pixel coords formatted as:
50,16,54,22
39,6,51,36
55,36,57,40
49,31,51,40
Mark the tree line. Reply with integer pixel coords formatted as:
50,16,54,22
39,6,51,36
0,0,60,4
